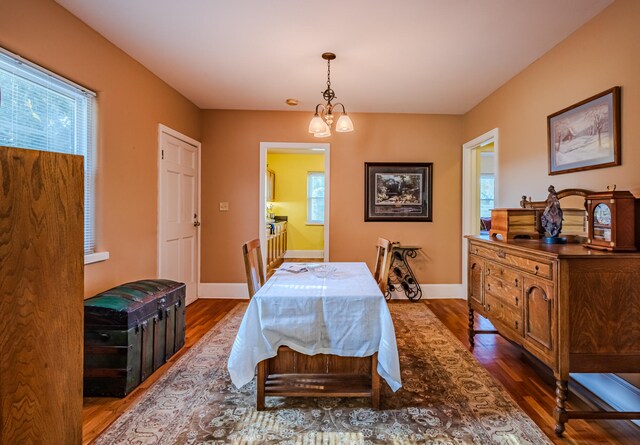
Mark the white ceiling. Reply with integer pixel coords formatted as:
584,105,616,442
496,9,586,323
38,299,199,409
55,0,612,114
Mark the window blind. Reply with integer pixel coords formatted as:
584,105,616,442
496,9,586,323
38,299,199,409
0,47,97,254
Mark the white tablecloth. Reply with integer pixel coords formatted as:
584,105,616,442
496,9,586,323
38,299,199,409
227,262,402,392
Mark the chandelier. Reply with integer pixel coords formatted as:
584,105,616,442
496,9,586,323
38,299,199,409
308,52,354,138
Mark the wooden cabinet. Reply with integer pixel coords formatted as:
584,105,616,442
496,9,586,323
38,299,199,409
467,235,640,436
0,146,84,444
266,221,287,271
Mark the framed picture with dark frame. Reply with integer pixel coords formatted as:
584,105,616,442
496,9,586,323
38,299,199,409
547,86,621,175
364,162,433,222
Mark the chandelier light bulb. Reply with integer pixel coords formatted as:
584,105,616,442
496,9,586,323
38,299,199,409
308,114,326,134
314,128,331,138
335,113,354,132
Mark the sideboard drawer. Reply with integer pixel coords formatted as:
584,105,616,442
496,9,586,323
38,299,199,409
485,275,522,309
469,241,553,279
485,263,522,289
484,293,523,336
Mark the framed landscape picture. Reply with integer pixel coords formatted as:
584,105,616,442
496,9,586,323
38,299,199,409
364,162,433,222
548,86,621,175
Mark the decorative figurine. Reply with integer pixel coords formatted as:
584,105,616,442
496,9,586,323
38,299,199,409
541,185,566,243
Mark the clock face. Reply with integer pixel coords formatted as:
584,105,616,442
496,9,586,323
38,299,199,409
593,203,612,242
594,203,612,226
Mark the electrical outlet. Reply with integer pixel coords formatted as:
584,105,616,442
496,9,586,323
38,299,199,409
219,202,229,211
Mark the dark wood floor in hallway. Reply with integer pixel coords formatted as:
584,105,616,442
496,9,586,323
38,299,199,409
83,298,640,444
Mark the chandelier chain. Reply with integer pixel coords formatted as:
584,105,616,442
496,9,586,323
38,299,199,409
322,57,336,104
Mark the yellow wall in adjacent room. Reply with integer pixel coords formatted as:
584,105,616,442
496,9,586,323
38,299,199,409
267,153,324,251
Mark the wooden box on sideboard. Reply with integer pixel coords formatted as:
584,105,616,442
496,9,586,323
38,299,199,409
489,208,541,240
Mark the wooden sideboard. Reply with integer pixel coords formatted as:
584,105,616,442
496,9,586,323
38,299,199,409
466,235,640,436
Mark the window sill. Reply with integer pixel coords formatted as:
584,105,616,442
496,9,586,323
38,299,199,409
306,222,324,226
85,251,110,265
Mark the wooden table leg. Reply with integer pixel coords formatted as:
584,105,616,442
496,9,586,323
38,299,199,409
468,307,475,347
256,360,266,411
554,379,568,437
371,353,380,410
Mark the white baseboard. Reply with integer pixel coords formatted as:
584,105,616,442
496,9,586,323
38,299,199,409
199,282,465,300
199,283,249,299
283,250,324,259
388,283,465,300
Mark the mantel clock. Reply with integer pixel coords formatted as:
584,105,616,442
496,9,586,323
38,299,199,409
584,186,636,251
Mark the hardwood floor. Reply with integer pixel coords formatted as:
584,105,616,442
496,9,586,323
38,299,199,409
425,298,640,445
83,298,639,444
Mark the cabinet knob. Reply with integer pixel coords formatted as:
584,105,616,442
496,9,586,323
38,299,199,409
534,265,539,274
487,283,491,291
497,249,506,259
486,303,491,312
515,320,519,329
515,296,519,306
514,278,519,287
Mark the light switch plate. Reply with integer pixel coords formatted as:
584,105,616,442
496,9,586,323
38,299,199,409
219,202,229,211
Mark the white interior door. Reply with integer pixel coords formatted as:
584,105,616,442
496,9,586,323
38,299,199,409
159,126,201,305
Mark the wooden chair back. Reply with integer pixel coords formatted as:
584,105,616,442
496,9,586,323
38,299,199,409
373,237,394,295
242,239,265,298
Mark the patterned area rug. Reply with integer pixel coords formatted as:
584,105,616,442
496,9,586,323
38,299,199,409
94,303,551,444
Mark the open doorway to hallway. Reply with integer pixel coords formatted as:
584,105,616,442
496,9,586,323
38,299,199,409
259,142,330,276
478,145,496,235
461,128,499,297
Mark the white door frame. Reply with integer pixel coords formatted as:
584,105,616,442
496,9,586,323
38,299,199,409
259,142,331,265
461,128,499,298
157,124,202,302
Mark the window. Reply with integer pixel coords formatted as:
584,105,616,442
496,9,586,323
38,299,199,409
479,174,495,218
0,47,97,255
307,172,325,224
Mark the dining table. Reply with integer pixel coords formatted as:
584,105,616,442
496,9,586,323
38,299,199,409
227,261,402,410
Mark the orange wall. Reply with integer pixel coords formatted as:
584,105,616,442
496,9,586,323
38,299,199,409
0,0,202,297
201,110,463,284
463,0,640,387
464,0,640,206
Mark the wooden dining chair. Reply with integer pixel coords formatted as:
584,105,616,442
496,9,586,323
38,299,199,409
242,239,265,298
373,237,394,295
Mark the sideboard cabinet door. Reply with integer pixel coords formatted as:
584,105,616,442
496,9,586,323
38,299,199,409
468,255,485,310
523,277,556,367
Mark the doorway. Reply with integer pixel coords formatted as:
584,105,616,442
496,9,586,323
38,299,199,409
461,128,499,297
259,142,330,272
158,125,201,305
